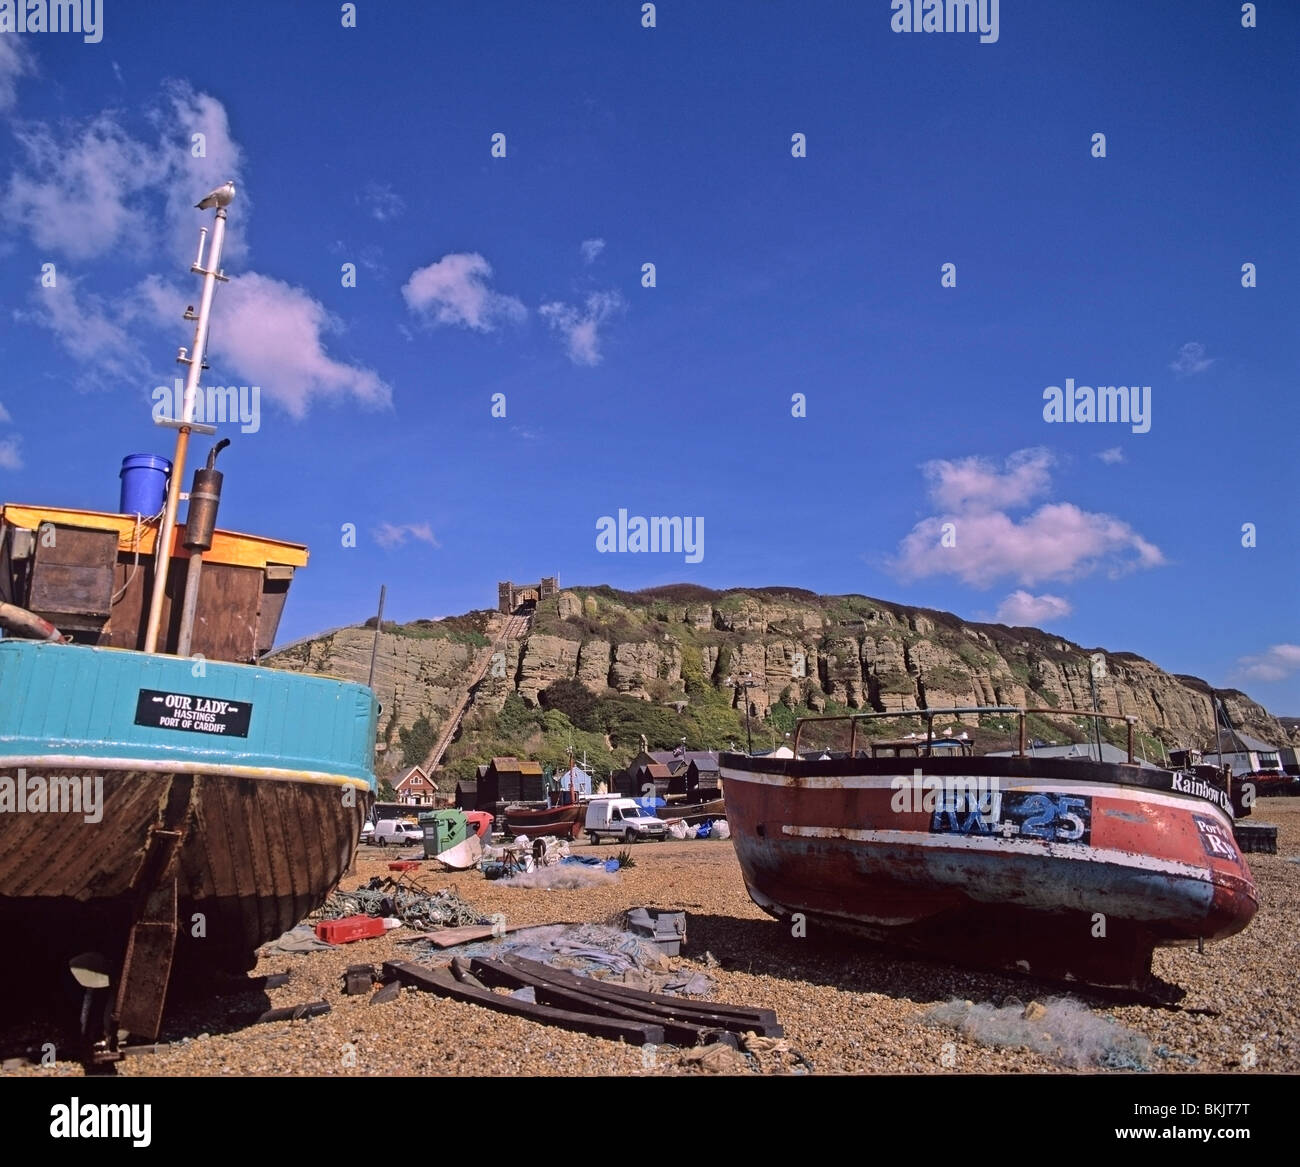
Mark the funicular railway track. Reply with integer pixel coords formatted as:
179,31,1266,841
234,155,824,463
422,610,531,773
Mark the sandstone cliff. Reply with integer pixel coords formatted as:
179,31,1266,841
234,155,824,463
267,584,1291,775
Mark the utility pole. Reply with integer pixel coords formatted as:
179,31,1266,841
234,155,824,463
367,585,387,688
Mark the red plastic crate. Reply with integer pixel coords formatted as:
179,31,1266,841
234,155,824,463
315,915,385,944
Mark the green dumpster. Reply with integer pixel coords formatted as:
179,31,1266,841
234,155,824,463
419,809,468,858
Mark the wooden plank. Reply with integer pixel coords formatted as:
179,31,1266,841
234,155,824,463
499,954,783,1035
469,958,735,1047
257,578,291,657
181,562,263,663
0,505,309,568
411,922,519,948
381,960,665,1045
27,525,118,624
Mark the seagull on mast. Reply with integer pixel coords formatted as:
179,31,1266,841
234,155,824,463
195,181,236,210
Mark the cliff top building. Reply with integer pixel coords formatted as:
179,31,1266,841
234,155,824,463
498,577,558,613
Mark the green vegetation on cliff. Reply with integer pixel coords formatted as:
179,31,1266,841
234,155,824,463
271,582,1290,790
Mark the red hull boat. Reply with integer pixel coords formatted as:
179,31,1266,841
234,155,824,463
721,706,1257,993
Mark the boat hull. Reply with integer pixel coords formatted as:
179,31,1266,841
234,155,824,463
0,761,368,975
0,639,379,1037
721,753,1257,989
503,803,585,839
656,797,726,824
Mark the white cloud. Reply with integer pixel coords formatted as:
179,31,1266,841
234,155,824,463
6,88,384,421
0,32,36,112
362,182,405,222
580,238,605,264
403,253,526,331
0,436,21,471
921,448,1054,513
1235,644,1300,683
0,399,18,470
1096,447,1125,464
2,83,246,264
22,273,150,386
995,591,1073,626
183,272,391,418
539,290,624,366
894,504,1164,587
889,448,1165,588
130,272,187,323
153,84,247,263
4,115,164,260
1170,341,1213,377
373,522,439,550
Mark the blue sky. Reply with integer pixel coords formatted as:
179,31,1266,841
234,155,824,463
0,1,1296,712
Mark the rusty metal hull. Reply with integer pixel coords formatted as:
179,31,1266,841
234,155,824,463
0,763,367,977
720,753,1257,989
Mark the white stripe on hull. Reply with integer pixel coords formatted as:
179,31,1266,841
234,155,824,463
779,824,1213,883
1,754,372,791
721,766,1232,824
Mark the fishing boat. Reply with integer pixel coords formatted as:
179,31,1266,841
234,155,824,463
0,185,378,1062
721,706,1257,994
503,754,586,839
502,801,585,840
655,797,727,825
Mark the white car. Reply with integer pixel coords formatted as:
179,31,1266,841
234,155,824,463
372,819,423,847
584,797,667,844
359,821,375,844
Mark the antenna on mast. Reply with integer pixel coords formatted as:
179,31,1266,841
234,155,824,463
142,181,237,654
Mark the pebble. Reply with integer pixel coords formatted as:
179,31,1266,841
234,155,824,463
3,802,1298,1076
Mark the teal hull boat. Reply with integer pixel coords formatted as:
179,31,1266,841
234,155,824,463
0,188,382,1058
0,640,377,1040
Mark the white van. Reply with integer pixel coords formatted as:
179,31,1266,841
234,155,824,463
372,818,423,847
584,797,667,845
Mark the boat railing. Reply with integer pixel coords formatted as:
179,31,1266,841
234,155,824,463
790,705,1139,765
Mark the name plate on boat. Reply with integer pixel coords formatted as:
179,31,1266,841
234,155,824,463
134,688,252,738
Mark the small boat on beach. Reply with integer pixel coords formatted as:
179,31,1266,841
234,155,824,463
503,754,586,838
721,705,1257,994
0,186,378,1061
655,797,727,825
503,801,585,839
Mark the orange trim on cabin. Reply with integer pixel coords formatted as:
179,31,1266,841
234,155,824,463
0,504,310,569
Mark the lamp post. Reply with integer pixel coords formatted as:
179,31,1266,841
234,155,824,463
726,672,757,755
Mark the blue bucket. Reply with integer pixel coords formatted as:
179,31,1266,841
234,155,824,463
119,454,172,516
